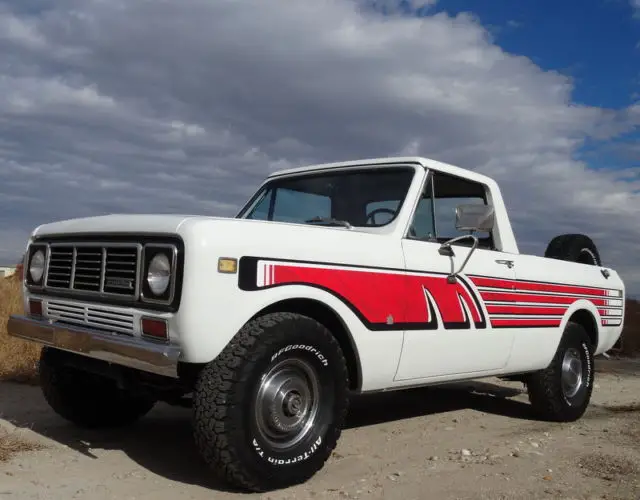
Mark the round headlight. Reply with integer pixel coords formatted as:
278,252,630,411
29,250,45,283
147,253,171,296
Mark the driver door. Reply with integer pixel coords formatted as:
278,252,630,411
394,170,516,382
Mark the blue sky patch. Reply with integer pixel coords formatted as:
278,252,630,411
425,0,640,109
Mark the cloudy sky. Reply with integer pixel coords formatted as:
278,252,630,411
1,0,639,291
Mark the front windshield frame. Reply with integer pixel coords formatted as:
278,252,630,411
236,164,419,229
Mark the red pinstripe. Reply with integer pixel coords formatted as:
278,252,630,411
485,305,565,316
479,291,611,307
470,276,612,297
491,318,562,328
469,277,622,328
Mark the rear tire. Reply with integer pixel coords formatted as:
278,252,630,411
192,312,350,492
39,347,156,428
525,322,595,422
544,233,601,266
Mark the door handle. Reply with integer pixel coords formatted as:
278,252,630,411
495,259,514,268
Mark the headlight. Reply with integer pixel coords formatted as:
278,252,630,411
29,250,45,283
147,253,171,296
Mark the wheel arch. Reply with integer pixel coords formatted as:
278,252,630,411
562,301,600,351
251,297,363,392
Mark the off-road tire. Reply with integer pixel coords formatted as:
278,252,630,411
525,322,595,422
192,312,350,492
544,233,601,266
38,347,156,428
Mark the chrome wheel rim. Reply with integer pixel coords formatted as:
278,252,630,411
561,347,584,399
254,357,321,450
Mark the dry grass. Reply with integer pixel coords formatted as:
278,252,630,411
0,275,41,383
0,427,46,463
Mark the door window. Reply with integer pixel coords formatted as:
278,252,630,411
408,171,494,249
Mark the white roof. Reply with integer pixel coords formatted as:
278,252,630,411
267,156,497,188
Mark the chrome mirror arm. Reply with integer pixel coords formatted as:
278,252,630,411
438,234,479,283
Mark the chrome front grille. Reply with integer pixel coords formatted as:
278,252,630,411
73,247,102,291
104,247,138,295
45,243,141,300
46,300,135,335
47,246,73,288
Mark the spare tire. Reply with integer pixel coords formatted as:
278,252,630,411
544,233,601,266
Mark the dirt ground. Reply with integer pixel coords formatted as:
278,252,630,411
0,359,638,500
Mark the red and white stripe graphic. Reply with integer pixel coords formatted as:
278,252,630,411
255,260,484,328
468,276,623,328
257,262,276,288
253,260,623,329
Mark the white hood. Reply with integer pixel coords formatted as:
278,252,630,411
32,214,226,238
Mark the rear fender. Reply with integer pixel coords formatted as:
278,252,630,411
559,299,600,351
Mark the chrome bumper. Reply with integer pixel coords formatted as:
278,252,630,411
7,315,181,378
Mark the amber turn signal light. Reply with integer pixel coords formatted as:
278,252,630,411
218,257,238,274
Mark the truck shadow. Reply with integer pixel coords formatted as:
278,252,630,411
0,379,533,492
345,380,531,429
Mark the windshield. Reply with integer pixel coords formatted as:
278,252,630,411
237,166,417,228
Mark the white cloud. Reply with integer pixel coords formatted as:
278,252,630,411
0,0,639,291
632,0,640,39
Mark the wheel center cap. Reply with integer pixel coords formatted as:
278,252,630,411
284,392,303,417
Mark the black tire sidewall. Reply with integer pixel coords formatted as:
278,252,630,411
229,316,348,483
545,234,601,266
38,347,155,428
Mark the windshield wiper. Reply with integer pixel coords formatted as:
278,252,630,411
304,216,352,229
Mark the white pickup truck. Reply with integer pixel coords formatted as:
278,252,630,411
8,156,625,491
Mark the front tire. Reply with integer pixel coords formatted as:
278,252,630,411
38,347,156,428
192,312,350,492
525,321,595,422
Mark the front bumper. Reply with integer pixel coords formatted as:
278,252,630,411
7,315,181,378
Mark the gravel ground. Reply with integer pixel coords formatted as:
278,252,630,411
0,358,638,500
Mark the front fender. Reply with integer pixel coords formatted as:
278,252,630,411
176,281,404,392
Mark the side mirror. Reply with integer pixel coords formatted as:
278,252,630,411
455,204,495,232
439,204,494,283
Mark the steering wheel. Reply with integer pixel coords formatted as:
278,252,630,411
365,207,396,226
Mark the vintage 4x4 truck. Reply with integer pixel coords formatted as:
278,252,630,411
8,156,625,491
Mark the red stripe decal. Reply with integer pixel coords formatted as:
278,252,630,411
471,276,611,297
270,265,483,327
480,291,610,307
491,318,562,328
486,305,566,316
249,260,622,330
273,265,407,324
